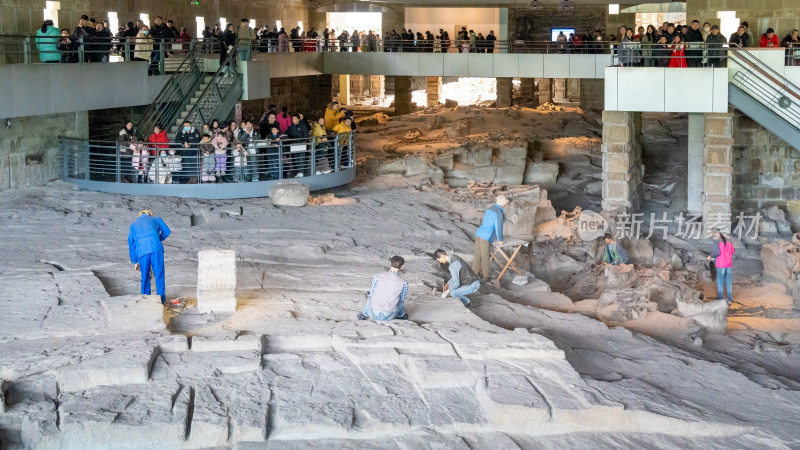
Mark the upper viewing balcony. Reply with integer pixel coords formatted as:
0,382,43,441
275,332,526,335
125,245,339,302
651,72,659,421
0,35,613,118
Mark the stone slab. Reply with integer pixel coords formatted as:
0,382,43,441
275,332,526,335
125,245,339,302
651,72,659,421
197,249,237,314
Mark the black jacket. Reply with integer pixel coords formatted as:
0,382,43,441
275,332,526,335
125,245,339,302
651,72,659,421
176,127,201,145
287,123,309,139
150,23,170,41
729,33,749,47
57,37,79,63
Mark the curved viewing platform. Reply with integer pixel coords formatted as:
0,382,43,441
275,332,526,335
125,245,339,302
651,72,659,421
60,132,356,199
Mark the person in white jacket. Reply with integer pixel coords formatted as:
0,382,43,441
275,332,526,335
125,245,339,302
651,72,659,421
163,148,182,177
148,150,172,184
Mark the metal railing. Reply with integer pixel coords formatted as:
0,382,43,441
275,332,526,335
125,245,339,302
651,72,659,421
135,43,205,138
1,34,224,71
178,41,243,135
2,34,623,63
61,131,356,185
608,41,734,67
729,46,800,132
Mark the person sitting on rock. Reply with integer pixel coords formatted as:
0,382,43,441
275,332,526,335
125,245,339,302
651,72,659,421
602,233,629,265
434,249,480,308
358,256,409,321
473,194,508,281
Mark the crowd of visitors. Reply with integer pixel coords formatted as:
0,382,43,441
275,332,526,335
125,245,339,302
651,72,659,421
114,101,355,185
32,14,800,66
611,20,800,67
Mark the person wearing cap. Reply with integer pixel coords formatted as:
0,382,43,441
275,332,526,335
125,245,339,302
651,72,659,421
128,210,171,304
358,256,410,321
473,195,507,281
73,15,95,62
706,25,728,67
602,232,629,266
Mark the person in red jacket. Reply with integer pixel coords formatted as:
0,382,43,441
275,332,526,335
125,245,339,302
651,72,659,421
760,28,779,48
147,124,170,156
707,229,735,305
668,35,688,68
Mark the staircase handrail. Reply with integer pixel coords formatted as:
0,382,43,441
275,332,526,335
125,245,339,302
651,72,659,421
180,40,243,128
729,45,800,130
729,46,800,101
135,42,205,137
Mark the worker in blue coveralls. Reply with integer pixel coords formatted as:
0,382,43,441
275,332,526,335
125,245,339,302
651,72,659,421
128,210,171,304
473,194,508,281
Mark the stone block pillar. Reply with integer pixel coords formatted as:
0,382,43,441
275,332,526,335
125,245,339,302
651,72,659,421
702,112,735,233
496,77,513,108
197,250,237,314
536,78,552,104
350,75,366,98
369,75,385,98
520,78,536,99
338,74,350,105
687,113,705,214
601,111,643,213
394,76,413,115
426,76,442,106
567,79,580,102
553,78,567,101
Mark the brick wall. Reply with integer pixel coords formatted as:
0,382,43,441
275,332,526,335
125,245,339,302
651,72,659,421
0,112,88,191
732,111,800,212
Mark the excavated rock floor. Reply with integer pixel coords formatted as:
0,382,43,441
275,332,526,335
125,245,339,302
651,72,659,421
1,176,799,448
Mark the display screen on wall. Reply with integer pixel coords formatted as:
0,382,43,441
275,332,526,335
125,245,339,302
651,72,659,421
551,28,575,41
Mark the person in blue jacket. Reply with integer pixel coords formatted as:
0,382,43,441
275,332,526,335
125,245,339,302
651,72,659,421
128,210,171,304
473,195,508,281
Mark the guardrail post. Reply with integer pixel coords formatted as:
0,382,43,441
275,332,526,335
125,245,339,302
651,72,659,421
115,142,121,182
310,138,316,175
334,137,340,171
159,40,165,75
84,141,90,180
123,39,129,61
61,138,68,180
78,38,85,64
23,37,31,64
278,142,284,180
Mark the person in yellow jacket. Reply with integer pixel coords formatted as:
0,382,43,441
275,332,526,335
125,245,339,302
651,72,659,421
324,102,345,131
310,117,331,173
332,117,353,168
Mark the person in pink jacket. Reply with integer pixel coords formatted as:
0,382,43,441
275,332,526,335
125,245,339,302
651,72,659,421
276,106,292,134
211,130,229,180
707,229,735,304
130,139,149,183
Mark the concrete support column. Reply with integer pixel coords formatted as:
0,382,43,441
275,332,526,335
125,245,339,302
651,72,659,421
579,79,604,109
553,78,567,101
338,74,350,105
687,113,705,215
496,77,513,108
702,112,735,233
426,76,442,107
394,76,413,116
601,110,644,213
369,75,385,98
536,78,552,104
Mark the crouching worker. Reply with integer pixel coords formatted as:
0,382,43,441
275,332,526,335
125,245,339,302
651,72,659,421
434,249,480,308
358,255,409,321
602,232,629,266
128,210,171,304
